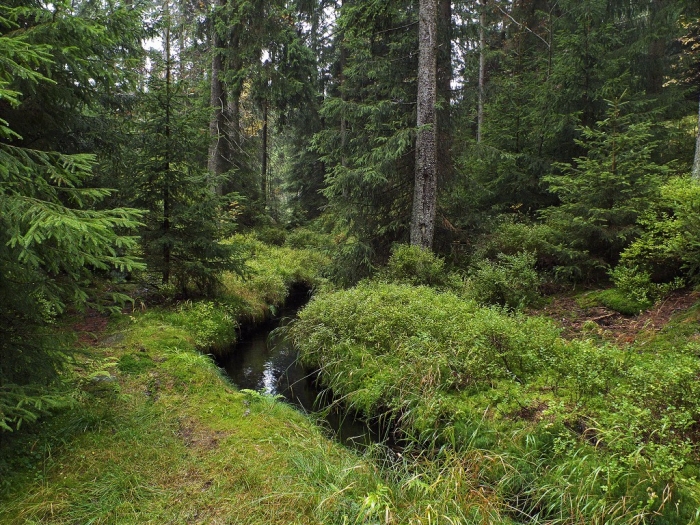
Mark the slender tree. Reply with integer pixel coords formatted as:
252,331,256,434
208,0,230,188
477,0,486,143
694,96,700,180
132,2,242,295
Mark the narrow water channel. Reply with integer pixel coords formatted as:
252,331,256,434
215,288,379,448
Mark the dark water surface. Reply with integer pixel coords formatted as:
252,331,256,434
216,293,378,448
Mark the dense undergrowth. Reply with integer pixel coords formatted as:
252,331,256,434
4,232,700,524
291,280,700,524
0,234,526,524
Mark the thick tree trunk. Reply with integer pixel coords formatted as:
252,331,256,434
208,0,229,192
693,95,700,181
410,0,438,250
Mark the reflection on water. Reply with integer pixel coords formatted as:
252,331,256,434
216,305,378,448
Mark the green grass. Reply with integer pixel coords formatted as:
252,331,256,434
291,281,700,524
1,235,521,525
589,288,651,315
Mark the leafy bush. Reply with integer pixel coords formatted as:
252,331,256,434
169,301,238,352
254,226,287,246
467,251,541,309
220,233,330,320
589,266,685,315
292,281,700,522
475,219,555,266
380,244,463,290
292,283,562,421
284,228,333,250
620,177,700,283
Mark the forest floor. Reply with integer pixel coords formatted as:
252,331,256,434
534,288,700,345
3,237,700,523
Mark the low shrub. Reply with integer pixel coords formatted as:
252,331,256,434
472,217,596,282
220,233,331,320
467,251,541,309
379,244,463,290
620,177,700,283
292,283,562,420
292,281,700,522
589,266,685,315
253,226,287,246
167,300,238,352
284,227,333,250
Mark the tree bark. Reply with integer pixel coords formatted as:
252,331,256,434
163,5,172,284
437,0,452,181
261,99,268,203
208,0,229,192
410,0,438,250
477,0,485,143
693,94,700,181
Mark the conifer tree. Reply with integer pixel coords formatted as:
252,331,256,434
0,1,144,430
131,2,242,296
542,97,670,264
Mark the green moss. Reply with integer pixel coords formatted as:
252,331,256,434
592,288,651,315
117,353,155,375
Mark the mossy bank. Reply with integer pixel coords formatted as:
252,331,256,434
0,235,514,524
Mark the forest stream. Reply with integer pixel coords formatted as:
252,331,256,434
215,288,379,448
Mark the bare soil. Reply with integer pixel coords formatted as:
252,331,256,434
534,289,700,345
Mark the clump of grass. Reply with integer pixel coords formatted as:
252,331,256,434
592,287,650,315
220,233,331,323
291,281,700,523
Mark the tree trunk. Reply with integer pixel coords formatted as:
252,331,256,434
163,6,172,284
693,95,700,181
221,29,246,197
261,99,268,204
208,0,229,192
339,0,348,169
410,0,438,250
437,0,452,180
477,0,485,143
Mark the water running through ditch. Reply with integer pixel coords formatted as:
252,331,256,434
215,288,379,448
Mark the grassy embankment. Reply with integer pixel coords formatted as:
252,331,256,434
1,234,527,524
291,279,700,524
0,235,417,524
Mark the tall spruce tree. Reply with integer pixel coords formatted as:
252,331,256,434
313,0,418,281
0,0,144,430
130,2,242,296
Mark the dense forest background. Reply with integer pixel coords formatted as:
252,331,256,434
2,0,700,445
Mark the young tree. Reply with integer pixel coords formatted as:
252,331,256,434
131,3,242,296
542,97,670,265
0,2,144,430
